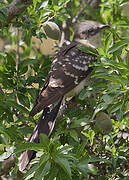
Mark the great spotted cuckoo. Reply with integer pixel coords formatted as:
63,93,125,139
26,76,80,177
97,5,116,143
19,21,110,171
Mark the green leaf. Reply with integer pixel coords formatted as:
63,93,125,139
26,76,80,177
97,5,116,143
76,45,98,56
79,89,91,100
76,159,89,175
102,94,114,104
6,100,29,114
98,75,125,86
6,52,16,68
53,5,59,11
125,51,129,67
89,156,110,163
4,126,23,142
28,88,37,101
57,144,73,154
35,156,51,180
120,0,129,6
77,140,88,156
17,93,30,108
70,118,90,128
87,163,98,175
104,32,113,53
108,39,129,53
109,102,122,113
0,146,14,161
38,153,49,167
54,156,72,179
0,8,8,22
39,133,50,149
0,127,10,142
34,163,46,180
82,129,95,145
70,129,79,142
33,0,37,9
0,52,7,58
15,142,43,154
45,165,59,180
40,1,48,8
38,161,51,179
115,62,129,70
19,58,37,68
24,164,38,180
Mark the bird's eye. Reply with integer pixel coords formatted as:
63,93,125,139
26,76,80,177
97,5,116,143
82,31,87,34
88,29,95,34
88,28,99,36
88,29,94,33
82,29,97,36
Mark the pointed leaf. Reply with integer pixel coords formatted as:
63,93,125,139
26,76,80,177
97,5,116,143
38,153,49,167
87,163,98,175
76,159,89,175
45,165,59,180
15,142,43,154
24,164,38,180
35,160,51,180
33,0,37,9
39,133,50,149
108,39,129,53
40,161,51,179
54,156,72,179
77,45,98,56
7,100,29,114
17,93,30,108
0,52,7,57
98,75,125,86
70,130,79,142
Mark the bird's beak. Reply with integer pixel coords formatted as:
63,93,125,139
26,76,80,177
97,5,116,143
99,24,111,30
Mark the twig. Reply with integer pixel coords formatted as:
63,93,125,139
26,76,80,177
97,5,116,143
16,28,20,72
72,7,85,24
123,110,129,118
0,0,33,28
111,110,129,120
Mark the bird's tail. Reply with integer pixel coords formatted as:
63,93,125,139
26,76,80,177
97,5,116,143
19,97,63,172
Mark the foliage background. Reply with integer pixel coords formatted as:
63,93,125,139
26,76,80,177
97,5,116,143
0,0,128,179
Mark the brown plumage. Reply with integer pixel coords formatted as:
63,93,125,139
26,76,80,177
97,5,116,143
29,42,95,116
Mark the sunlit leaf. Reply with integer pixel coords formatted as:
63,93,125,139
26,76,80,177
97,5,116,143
108,39,129,53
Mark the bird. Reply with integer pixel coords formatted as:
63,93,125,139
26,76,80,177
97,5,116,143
19,20,110,171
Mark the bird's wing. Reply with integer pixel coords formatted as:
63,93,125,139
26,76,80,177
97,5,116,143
30,45,96,117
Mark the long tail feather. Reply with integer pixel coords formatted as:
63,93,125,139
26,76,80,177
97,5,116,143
19,97,63,172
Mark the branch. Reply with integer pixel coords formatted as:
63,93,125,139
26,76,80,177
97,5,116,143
123,110,129,118
0,155,15,176
0,0,33,27
111,110,129,120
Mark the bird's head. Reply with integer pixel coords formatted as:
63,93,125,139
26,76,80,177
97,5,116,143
73,20,110,49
